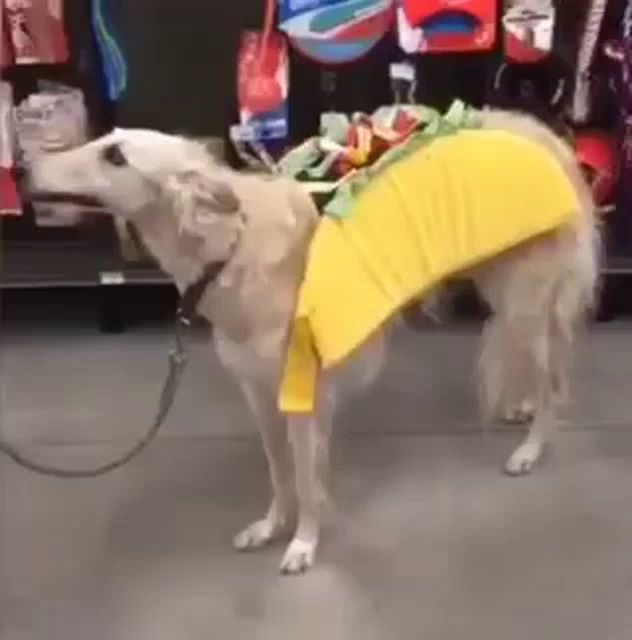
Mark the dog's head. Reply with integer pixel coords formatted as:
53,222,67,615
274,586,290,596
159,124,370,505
27,128,239,219
27,128,246,265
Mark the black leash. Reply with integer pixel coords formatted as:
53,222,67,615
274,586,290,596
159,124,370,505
0,262,225,478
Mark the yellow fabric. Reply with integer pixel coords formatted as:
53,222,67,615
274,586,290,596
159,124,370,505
279,129,581,413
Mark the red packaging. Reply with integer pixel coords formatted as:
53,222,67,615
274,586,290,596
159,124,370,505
400,0,497,53
2,0,69,66
503,1,555,63
237,30,289,141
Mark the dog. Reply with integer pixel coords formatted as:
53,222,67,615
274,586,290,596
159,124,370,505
26,110,598,574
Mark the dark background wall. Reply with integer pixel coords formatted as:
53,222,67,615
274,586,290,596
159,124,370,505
106,0,496,141
110,0,261,136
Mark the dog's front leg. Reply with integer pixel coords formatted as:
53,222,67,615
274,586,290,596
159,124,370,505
233,382,296,551
280,413,321,574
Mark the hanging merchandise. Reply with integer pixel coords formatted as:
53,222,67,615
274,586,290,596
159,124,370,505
574,131,617,209
236,31,289,143
14,82,90,226
568,0,609,125
397,0,497,54
608,0,632,228
0,81,21,216
502,0,555,63
91,0,128,101
278,0,394,64
2,6,13,69
232,0,289,154
2,0,69,65
389,60,417,104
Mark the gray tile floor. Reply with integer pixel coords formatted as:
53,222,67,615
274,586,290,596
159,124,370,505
2,320,632,639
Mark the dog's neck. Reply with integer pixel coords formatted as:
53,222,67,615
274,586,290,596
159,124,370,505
127,181,318,345
130,208,215,293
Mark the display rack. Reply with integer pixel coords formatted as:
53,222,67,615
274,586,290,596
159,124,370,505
1,11,173,332
0,212,171,333
603,255,632,275
0,234,169,289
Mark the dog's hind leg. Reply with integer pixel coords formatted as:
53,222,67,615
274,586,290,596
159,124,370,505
233,382,296,551
481,308,555,475
476,227,596,475
503,316,573,474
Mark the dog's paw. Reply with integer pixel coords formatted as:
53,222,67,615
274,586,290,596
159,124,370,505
500,401,535,425
504,441,543,476
279,538,316,575
233,518,283,552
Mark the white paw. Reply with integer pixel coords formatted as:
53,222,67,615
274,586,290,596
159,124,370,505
501,401,535,425
504,441,543,476
233,518,283,552
279,538,316,575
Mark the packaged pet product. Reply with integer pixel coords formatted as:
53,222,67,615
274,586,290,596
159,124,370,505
0,81,21,216
397,0,497,54
91,0,128,101
2,7,13,69
503,0,555,63
574,130,617,209
14,82,89,226
568,0,609,124
236,28,289,143
2,0,69,65
390,60,417,103
278,0,394,64
608,0,632,231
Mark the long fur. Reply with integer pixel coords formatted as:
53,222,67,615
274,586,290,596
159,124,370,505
27,112,599,573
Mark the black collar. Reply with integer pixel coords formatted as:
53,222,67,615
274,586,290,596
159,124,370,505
178,261,227,324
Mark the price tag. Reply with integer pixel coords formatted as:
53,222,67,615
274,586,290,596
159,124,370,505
390,62,416,82
100,271,125,285
230,124,257,143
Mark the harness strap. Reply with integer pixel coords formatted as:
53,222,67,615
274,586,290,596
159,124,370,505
178,260,227,324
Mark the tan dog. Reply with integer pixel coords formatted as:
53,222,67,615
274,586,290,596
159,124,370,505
27,110,598,574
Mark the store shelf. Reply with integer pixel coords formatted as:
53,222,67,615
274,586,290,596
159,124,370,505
0,239,171,290
602,255,632,275
5,242,632,290
0,210,172,291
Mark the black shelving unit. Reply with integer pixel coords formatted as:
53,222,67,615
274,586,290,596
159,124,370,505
0,237,170,289
0,213,172,332
603,255,632,275
0,3,174,332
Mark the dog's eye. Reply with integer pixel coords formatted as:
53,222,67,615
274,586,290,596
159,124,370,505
101,143,127,167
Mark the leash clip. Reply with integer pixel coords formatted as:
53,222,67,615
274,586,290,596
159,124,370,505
176,306,193,328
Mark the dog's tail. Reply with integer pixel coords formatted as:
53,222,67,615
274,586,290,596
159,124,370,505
481,107,600,311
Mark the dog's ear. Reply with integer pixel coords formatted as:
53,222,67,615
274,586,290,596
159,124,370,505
170,169,240,221
166,168,242,256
